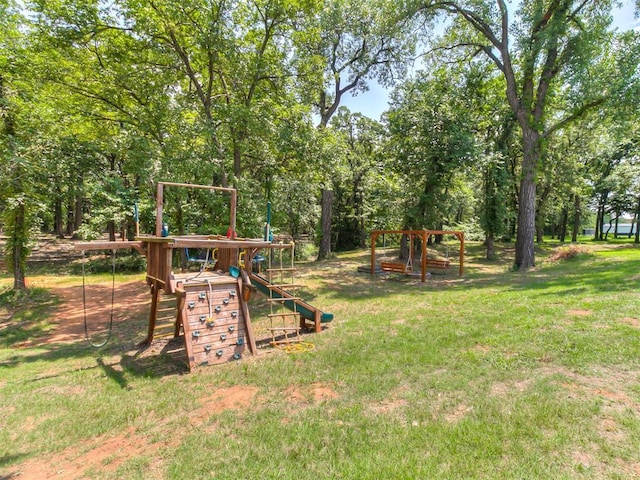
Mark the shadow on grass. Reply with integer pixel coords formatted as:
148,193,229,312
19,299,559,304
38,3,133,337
1,331,189,381
306,243,640,303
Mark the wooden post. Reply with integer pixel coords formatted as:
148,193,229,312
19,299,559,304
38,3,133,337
421,231,427,283
156,182,163,237
370,231,377,279
238,278,257,356
459,233,465,277
142,280,160,345
314,309,321,333
174,288,186,338
230,189,237,238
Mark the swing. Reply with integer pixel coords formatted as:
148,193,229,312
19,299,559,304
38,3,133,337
186,247,217,271
380,233,409,273
81,249,116,348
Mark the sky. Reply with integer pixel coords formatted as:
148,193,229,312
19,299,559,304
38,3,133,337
342,1,640,121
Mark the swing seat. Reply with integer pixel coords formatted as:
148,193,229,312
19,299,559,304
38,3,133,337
425,259,450,269
185,248,216,269
380,261,409,273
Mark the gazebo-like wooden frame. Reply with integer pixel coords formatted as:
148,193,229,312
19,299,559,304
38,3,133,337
370,229,465,283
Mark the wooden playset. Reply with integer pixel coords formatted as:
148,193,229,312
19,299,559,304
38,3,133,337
76,182,333,371
370,229,465,282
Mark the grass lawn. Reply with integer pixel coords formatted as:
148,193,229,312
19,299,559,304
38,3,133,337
1,240,639,479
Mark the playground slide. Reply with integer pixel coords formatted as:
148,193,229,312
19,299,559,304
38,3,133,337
249,273,334,324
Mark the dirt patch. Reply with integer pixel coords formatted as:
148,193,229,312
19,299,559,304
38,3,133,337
284,382,339,405
490,379,532,397
599,417,626,443
7,427,147,480
619,317,640,328
369,398,409,415
24,280,151,347
444,403,473,424
470,344,492,354
567,309,592,317
197,385,260,417
6,385,263,479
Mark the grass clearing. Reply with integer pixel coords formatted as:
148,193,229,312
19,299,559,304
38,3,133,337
1,241,640,478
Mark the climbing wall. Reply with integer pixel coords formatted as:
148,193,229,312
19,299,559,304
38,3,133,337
179,276,255,370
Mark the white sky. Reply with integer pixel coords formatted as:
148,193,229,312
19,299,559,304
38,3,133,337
343,1,640,121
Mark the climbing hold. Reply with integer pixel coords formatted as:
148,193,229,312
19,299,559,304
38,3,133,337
207,320,215,328
236,338,244,346
215,306,222,313
199,315,207,323
198,292,206,300
216,349,223,357
192,331,200,338
204,345,211,353
220,334,227,341
223,298,229,305
231,311,238,318
233,353,242,360
228,325,235,332
188,302,195,309
229,290,236,297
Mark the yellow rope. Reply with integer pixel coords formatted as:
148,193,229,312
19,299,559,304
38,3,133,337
273,341,315,353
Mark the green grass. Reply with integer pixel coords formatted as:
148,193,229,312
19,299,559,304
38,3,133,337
1,241,640,479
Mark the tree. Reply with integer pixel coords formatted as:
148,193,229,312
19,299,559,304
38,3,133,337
386,66,476,232
330,108,387,250
1,1,30,289
292,0,416,259
412,0,631,269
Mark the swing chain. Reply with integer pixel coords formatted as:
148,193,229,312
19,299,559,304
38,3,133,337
81,249,116,348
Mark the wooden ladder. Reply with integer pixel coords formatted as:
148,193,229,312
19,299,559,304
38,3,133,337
267,243,301,346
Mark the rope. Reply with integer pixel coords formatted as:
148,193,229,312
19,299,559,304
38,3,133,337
81,249,116,348
274,341,315,354
206,278,213,321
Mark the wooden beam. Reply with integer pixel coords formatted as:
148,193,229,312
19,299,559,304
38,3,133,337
74,241,144,254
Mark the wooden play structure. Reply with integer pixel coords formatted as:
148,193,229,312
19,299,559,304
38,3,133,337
370,229,465,282
76,181,333,371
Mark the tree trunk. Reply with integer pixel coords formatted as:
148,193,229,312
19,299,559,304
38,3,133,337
66,199,75,237
559,207,568,243
1,73,27,290
572,194,580,242
54,196,64,238
486,232,494,260
514,129,538,270
317,189,333,260
11,201,27,290
108,221,116,242
635,196,640,244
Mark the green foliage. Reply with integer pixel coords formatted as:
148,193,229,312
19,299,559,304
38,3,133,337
386,66,478,230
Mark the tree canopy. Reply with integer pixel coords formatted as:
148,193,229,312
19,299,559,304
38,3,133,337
1,0,638,287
